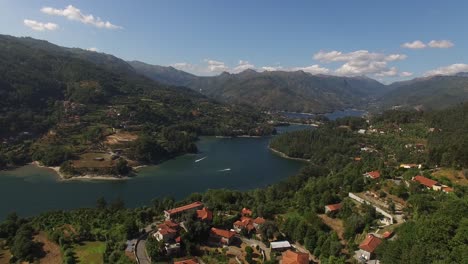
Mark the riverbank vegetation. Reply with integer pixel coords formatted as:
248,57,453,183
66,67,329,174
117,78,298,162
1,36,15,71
0,104,467,263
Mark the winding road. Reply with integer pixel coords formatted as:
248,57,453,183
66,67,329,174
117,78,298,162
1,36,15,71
135,226,153,264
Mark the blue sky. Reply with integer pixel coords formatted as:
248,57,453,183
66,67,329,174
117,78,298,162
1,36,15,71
1,0,467,82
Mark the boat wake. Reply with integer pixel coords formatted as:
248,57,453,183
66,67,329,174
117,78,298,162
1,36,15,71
195,156,207,163
218,168,231,172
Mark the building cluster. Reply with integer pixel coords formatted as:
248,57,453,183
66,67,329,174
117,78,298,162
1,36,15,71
155,201,213,255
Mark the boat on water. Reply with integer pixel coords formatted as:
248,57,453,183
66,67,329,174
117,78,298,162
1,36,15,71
218,168,231,172
195,157,207,163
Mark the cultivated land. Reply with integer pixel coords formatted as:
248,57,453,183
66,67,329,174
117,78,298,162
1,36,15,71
74,241,105,264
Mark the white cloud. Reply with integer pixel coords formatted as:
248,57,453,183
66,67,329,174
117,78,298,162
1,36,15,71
401,40,454,49
41,5,122,29
292,64,330,74
86,47,98,52
375,67,399,77
401,40,426,49
204,59,229,73
171,62,193,70
23,19,58,31
400,71,413,77
232,60,255,73
428,40,454,48
314,50,407,77
424,63,468,76
261,66,283,71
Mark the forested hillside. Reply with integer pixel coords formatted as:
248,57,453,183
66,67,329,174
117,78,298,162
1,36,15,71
0,35,274,176
131,62,388,113
380,75,468,110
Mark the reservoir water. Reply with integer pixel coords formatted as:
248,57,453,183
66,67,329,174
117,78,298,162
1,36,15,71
0,126,307,220
0,110,364,220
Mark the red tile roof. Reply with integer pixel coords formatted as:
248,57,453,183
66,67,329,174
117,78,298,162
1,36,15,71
175,236,182,243
158,220,179,230
165,201,203,215
282,250,309,264
365,170,381,179
196,207,213,221
382,231,393,239
242,208,253,216
158,227,177,235
234,217,255,231
253,217,266,225
413,175,438,188
174,259,198,264
325,203,342,212
443,186,454,193
359,234,382,253
210,228,236,239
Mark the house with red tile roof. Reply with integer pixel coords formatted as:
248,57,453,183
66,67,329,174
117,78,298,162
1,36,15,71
155,220,180,242
357,234,382,262
363,170,381,180
164,201,204,220
233,217,255,233
196,207,213,222
174,259,198,264
154,226,178,242
442,186,454,193
281,250,309,264
412,175,454,193
412,175,438,189
253,217,266,229
325,203,342,214
241,207,253,216
209,228,236,246
382,231,393,239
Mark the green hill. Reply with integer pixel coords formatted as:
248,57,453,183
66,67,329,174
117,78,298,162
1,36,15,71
0,35,273,175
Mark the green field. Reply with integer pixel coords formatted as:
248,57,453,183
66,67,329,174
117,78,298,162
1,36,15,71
75,241,106,264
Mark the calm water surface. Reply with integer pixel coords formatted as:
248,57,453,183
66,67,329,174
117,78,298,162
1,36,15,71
0,126,307,220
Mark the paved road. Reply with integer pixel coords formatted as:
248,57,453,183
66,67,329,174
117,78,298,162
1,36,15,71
135,226,154,264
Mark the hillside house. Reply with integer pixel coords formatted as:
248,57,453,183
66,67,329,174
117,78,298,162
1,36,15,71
363,170,381,180
196,207,213,222
209,228,236,246
325,203,342,214
164,201,204,220
281,250,309,264
356,234,382,262
412,175,454,193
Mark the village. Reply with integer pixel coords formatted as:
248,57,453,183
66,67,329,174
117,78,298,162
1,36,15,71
121,160,456,264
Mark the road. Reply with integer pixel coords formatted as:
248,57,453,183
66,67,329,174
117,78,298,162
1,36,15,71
135,226,154,264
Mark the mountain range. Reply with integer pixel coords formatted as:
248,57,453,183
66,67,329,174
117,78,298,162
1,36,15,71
130,61,468,113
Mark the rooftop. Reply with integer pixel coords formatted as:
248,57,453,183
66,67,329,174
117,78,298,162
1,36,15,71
165,201,203,215
325,203,342,211
282,250,309,264
359,234,382,253
365,170,381,179
196,207,213,221
271,241,292,249
413,175,438,188
174,259,198,264
210,228,236,239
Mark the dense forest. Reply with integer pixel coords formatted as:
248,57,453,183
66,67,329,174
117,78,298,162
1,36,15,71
0,35,274,176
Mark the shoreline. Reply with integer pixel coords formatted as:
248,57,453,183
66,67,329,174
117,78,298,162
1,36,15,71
268,146,310,162
30,161,133,181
